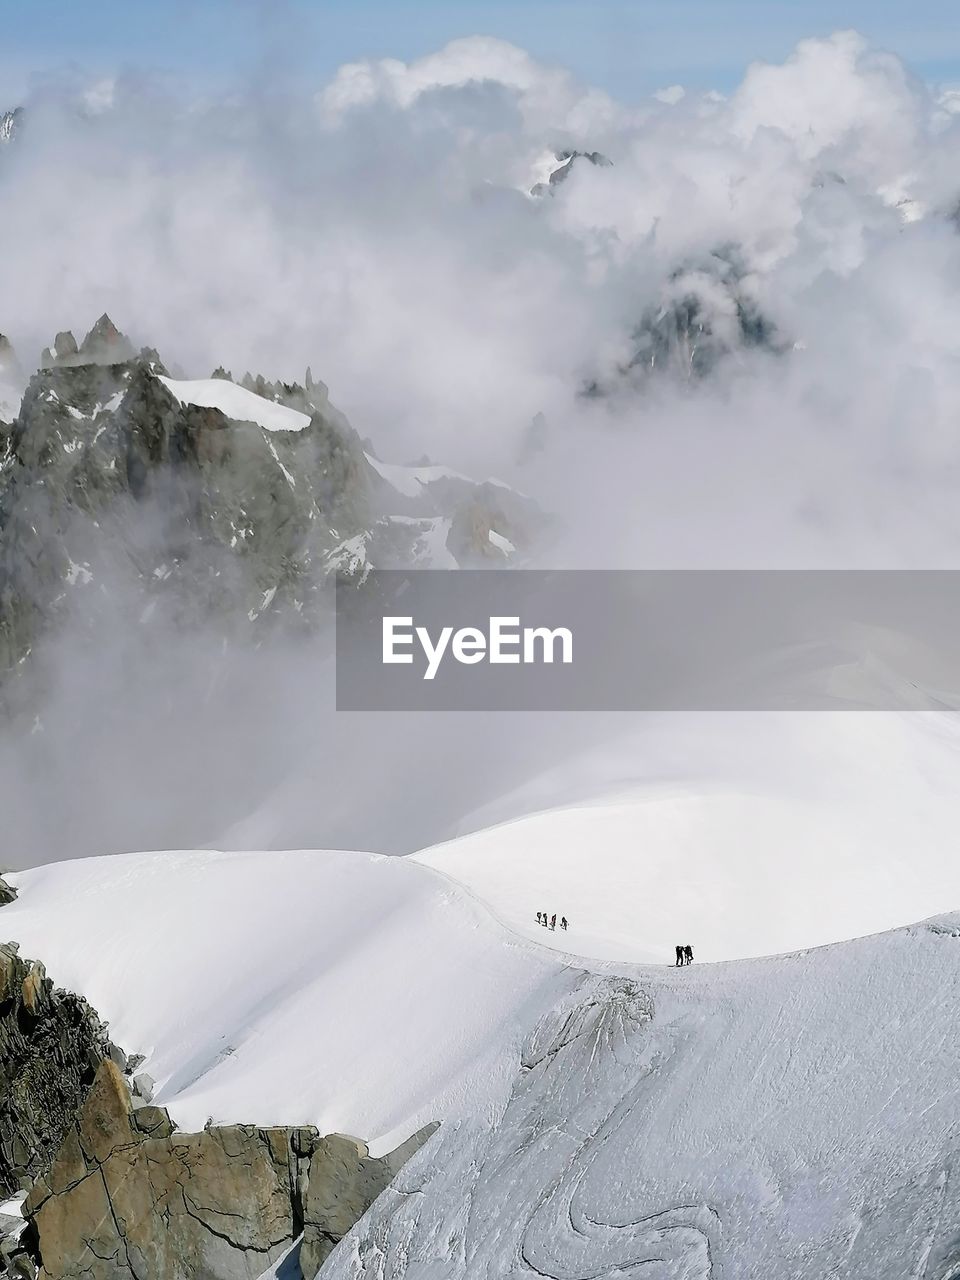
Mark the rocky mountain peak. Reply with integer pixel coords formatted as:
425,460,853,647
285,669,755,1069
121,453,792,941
582,245,783,395
0,107,22,144
0,333,21,377
39,331,79,369
530,148,613,197
0,330,539,679
39,318,135,371
78,313,135,363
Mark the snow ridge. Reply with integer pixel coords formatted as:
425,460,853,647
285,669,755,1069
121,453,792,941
158,377,312,433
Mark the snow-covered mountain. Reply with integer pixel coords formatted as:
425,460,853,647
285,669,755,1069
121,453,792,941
582,246,783,395
527,147,613,197
4,32,960,1278
2,840,958,1278
0,316,539,678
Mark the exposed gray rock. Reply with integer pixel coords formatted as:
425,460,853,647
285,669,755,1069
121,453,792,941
0,945,120,1196
444,486,532,565
0,332,542,683
0,880,17,908
0,352,374,676
0,109,22,145
530,148,612,197
38,334,78,371
129,1107,173,1140
0,338,22,386
583,245,783,396
130,1074,153,1106
40,319,134,372
23,1062,437,1280
77,316,134,366
5,1253,35,1279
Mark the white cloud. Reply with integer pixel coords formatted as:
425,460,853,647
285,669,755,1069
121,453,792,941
1,30,960,558
318,35,624,139
729,31,922,166
5,28,960,862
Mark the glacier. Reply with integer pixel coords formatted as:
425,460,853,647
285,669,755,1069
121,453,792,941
2,837,959,1278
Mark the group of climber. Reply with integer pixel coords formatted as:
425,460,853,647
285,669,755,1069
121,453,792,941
675,943,694,966
537,911,568,932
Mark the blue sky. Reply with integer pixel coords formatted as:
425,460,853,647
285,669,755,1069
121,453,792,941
2,0,960,100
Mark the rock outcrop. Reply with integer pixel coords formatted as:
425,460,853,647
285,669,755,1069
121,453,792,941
583,246,783,395
530,148,612,197
0,110,22,145
300,1128,438,1277
0,945,121,1199
23,1062,437,1280
0,343,373,675
0,322,541,682
39,318,134,372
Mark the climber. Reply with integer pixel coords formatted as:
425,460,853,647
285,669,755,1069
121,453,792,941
675,944,684,966
560,916,568,931
684,944,693,965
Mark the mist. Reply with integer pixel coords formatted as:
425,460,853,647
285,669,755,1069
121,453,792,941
3,28,960,865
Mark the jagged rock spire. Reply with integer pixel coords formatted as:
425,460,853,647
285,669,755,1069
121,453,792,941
54,331,78,360
38,331,79,370
39,317,135,370
0,334,22,379
79,313,134,363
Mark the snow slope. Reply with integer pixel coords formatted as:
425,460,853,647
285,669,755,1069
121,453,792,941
364,454,468,499
364,452,513,501
158,378,311,433
414,711,960,963
3,842,960,1276
324,914,960,1279
1,848,568,1153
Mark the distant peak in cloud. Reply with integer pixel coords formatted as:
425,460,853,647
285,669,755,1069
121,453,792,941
1,25,960,555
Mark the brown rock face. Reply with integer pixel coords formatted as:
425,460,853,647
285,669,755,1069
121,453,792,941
19,965,43,1016
300,1125,438,1277
26,1063,437,1280
75,1060,131,1165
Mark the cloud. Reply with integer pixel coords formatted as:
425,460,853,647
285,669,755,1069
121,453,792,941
2,29,960,560
2,30,960,861
317,35,622,137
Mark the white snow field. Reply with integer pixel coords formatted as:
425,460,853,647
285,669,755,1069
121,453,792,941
158,377,311,433
1,848,567,1153
3,844,960,1278
321,914,960,1280
416,710,960,964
